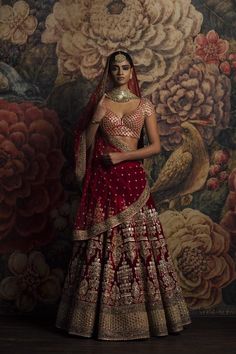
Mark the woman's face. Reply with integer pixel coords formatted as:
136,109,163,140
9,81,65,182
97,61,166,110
109,59,133,86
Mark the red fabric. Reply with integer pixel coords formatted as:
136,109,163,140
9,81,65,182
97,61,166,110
74,52,146,235
74,54,142,180
74,131,147,233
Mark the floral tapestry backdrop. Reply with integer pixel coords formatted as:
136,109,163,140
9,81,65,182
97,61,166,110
0,0,236,316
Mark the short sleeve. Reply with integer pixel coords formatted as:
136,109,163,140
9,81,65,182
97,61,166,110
143,98,155,118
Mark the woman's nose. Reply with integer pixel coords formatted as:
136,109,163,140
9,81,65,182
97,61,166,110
117,67,123,74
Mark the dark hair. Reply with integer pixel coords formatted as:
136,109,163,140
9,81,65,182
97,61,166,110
108,51,134,72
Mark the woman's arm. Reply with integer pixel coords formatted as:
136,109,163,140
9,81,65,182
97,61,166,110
86,95,106,149
104,111,161,164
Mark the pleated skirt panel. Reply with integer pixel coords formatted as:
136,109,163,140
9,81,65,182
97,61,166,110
56,197,191,341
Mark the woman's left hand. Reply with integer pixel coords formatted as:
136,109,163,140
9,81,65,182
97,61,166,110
102,152,125,165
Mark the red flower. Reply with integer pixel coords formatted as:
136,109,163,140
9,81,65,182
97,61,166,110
206,177,219,190
0,100,65,253
195,30,229,65
213,149,230,166
218,171,229,183
208,164,221,177
229,54,236,61
228,53,236,70
219,61,231,76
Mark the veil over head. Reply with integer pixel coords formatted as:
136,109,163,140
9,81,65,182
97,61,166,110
78,51,141,131
75,51,143,183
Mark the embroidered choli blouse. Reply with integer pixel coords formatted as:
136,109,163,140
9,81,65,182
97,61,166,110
101,98,155,139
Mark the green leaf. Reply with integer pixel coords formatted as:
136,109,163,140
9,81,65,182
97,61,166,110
192,183,229,222
17,44,58,98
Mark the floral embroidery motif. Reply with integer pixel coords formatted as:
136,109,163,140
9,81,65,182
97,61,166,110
56,198,191,340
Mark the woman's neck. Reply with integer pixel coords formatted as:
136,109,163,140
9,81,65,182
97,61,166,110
107,85,139,102
113,84,129,91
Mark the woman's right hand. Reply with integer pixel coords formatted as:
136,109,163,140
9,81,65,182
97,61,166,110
93,94,106,122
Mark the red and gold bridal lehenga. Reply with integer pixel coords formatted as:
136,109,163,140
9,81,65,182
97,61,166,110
56,56,191,341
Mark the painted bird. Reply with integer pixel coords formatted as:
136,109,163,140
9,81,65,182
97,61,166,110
150,121,209,203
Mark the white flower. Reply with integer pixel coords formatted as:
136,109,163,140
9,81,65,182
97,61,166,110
0,251,63,312
0,1,37,45
159,208,236,309
42,0,203,94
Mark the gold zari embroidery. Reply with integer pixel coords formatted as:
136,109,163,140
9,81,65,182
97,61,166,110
57,203,191,340
73,182,150,240
56,300,191,340
75,131,86,183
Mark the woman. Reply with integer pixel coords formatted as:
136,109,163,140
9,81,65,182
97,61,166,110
56,51,191,341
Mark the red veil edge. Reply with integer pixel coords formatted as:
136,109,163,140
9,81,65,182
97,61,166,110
74,54,142,184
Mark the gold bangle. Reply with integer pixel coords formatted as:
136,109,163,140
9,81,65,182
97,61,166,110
91,120,100,124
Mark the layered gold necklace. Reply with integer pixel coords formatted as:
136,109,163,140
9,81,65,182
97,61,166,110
106,87,139,102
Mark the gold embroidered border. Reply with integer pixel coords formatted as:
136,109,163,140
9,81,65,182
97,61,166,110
56,300,191,341
75,130,133,184
73,182,150,240
106,134,133,152
75,131,86,183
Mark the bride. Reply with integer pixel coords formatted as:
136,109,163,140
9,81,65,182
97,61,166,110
56,50,191,341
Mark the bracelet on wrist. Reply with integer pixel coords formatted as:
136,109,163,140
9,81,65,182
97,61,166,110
90,119,101,124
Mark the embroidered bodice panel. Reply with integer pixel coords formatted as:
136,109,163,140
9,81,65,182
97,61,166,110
101,98,155,139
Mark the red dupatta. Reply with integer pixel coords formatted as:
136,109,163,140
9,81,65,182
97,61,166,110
73,52,150,240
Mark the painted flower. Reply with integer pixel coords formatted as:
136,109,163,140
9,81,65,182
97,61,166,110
228,53,236,71
0,251,64,312
219,61,231,76
0,99,64,253
159,208,236,309
194,30,229,65
151,57,231,151
42,0,202,94
51,197,79,231
219,53,236,76
212,149,230,166
0,1,38,45
206,177,220,190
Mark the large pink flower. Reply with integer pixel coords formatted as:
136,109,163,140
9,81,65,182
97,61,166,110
0,99,65,253
194,30,229,65
151,57,231,151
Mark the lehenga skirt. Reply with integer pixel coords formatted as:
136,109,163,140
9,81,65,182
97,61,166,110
56,196,191,340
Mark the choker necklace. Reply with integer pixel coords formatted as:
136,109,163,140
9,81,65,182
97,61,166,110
106,87,139,102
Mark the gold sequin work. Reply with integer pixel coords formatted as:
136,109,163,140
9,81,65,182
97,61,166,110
101,98,155,139
56,197,191,341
